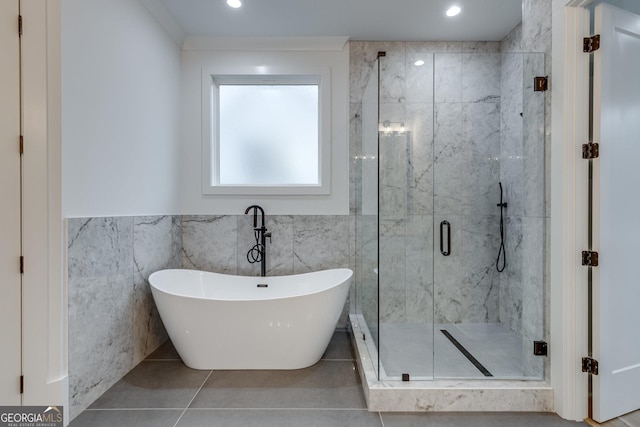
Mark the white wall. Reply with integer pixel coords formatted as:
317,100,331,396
179,40,350,215
62,0,182,217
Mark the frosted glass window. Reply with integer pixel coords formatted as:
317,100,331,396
202,70,330,196
218,84,319,185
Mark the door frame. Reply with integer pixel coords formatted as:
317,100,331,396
0,0,23,406
551,0,595,422
19,0,67,415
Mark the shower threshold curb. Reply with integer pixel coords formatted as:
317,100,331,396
348,314,554,413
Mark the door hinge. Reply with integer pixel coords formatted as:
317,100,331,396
582,251,599,267
20,256,24,274
533,341,548,356
582,357,599,375
534,76,548,92
583,35,600,53
19,135,24,155
18,15,22,37
20,375,24,394
582,142,599,159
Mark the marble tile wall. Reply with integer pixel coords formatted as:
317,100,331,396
67,215,182,420
498,48,525,334
133,216,182,362
180,215,350,275
498,0,551,379
68,213,351,420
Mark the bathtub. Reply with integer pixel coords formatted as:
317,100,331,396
149,268,352,370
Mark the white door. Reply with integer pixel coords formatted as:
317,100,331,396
592,2,640,423
0,0,22,406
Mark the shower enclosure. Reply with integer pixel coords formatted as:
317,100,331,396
352,46,546,382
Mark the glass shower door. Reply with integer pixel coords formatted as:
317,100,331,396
430,49,504,378
430,51,546,380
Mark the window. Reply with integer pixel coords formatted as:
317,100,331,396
202,69,331,195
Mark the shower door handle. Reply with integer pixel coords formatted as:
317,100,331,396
440,220,451,256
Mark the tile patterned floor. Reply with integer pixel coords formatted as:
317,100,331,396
594,410,640,427
69,330,589,427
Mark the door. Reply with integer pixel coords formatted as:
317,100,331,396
592,2,640,422
0,0,22,405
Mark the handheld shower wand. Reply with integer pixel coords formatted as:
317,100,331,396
496,182,507,272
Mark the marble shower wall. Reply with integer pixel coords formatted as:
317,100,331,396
67,215,182,420
498,49,546,336
499,0,551,378
350,41,503,326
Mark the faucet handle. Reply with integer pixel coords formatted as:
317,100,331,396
264,231,272,243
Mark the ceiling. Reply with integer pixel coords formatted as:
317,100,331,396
157,0,523,42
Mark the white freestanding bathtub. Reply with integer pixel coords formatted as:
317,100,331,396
149,268,352,370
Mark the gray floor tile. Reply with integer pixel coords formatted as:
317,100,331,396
70,327,597,427
176,409,382,427
619,410,640,427
89,361,210,409
598,419,634,427
380,412,588,427
189,361,366,409
69,409,182,427
322,329,355,360
146,340,181,360
590,409,640,427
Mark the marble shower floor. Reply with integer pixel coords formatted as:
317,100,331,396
69,329,584,427
370,322,528,380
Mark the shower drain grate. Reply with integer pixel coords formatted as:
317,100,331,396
441,329,493,377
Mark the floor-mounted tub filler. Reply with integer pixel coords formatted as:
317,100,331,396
149,268,352,370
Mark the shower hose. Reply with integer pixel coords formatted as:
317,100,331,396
247,229,265,264
496,182,507,272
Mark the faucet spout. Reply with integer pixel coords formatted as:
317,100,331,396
244,205,265,228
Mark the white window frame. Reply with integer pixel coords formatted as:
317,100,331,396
202,66,331,195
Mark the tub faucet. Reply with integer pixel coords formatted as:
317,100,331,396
244,205,271,276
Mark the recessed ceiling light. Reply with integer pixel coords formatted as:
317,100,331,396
227,0,242,8
414,60,425,66
446,5,461,17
